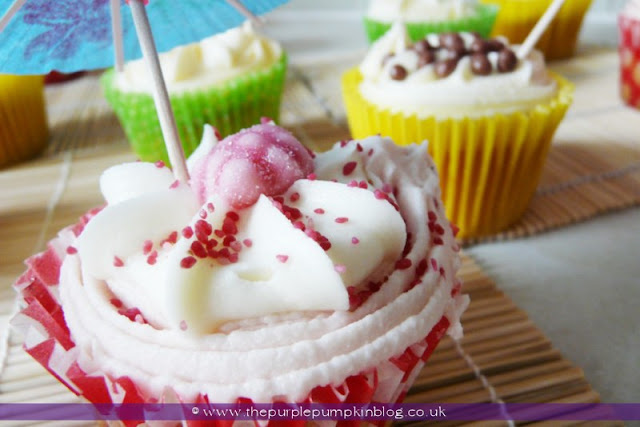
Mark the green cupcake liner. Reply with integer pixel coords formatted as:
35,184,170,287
101,54,288,164
363,4,499,43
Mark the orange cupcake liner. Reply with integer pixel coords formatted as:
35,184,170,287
0,74,48,169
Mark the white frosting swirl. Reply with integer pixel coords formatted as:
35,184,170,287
59,127,465,404
114,22,282,94
367,0,479,22
359,23,558,118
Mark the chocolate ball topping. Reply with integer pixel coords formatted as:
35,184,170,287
417,49,436,68
434,58,458,78
379,31,520,80
486,38,505,52
469,38,489,54
389,64,408,80
497,48,518,73
413,39,432,55
470,53,492,75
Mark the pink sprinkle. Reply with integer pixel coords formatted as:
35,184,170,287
395,258,412,270
181,256,197,269
142,240,153,255
290,192,300,202
199,210,207,219
207,202,215,213
342,161,357,176
243,238,253,248
358,181,368,189
260,116,273,124
226,211,240,222
433,237,444,245
169,180,180,189
307,173,317,180
356,143,363,152
134,314,145,324
334,264,347,274
430,258,438,271
212,127,222,140
110,298,123,308
382,183,393,194
351,237,360,245
314,208,325,214
450,223,460,237
66,246,78,255
428,211,437,222
230,241,243,252
434,224,445,235
439,267,446,278
179,320,188,331
229,253,239,263
222,218,238,235
155,160,165,168
165,231,178,244
368,148,374,157
340,140,349,147
374,189,386,200
293,221,305,230
335,217,349,224
195,220,212,237
452,243,461,252
190,241,207,258
347,180,358,188
182,226,194,239
276,254,289,263
113,256,124,267
146,250,158,265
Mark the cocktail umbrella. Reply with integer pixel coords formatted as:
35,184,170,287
0,0,288,182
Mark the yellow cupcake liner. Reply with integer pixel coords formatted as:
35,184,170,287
481,0,593,60
341,68,573,238
0,75,48,169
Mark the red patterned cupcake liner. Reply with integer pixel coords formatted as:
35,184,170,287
12,211,458,426
619,13,640,109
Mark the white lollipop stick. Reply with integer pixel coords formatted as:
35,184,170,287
110,0,125,72
225,0,265,26
129,0,189,183
517,0,566,60
0,0,26,34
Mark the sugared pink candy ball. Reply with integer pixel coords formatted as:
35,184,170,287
190,124,314,209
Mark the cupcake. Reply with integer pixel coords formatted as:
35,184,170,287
481,0,593,60
342,23,573,238
0,74,48,169
102,22,287,164
12,122,467,423
619,0,640,109
364,0,499,43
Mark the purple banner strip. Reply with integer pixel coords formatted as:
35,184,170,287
0,403,638,421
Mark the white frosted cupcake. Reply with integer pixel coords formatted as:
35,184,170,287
13,123,466,420
343,23,573,238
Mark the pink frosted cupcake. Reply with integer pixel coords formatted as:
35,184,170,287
13,123,466,423
620,0,640,109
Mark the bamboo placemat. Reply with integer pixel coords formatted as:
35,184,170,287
0,146,620,426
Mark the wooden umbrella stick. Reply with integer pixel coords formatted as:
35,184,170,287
517,0,566,60
129,0,189,183
0,0,27,34
110,0,125,72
